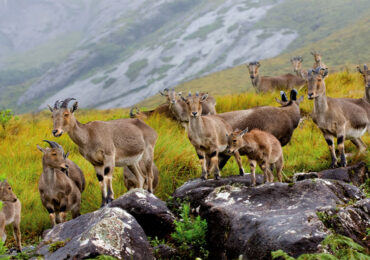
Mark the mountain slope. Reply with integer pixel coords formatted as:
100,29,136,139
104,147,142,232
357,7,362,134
0,0,370,112
139,10,370,108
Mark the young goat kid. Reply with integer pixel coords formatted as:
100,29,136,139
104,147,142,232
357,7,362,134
0,180,21,251
38,140,84,226
226,129,284,186
182,92,244,180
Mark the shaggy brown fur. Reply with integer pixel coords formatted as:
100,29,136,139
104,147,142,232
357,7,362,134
226,128,283,185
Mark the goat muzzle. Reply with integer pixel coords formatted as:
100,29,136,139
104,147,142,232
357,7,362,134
52,129,63,137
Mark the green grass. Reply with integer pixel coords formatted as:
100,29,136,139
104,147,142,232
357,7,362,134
0,70,369,247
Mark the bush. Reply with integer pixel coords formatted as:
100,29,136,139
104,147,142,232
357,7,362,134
0,109,13,130
171,203,208,259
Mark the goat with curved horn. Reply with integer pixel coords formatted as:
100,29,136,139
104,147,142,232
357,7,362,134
37,140,85,226
49,98,158,206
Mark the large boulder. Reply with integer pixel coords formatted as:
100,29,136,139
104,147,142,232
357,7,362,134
170,174,264,209
293,162,369,186
173,178,365,259
109,189,176,239
37,207,154,260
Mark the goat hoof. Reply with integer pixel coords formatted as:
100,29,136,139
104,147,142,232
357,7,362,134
338,161,347,167
201,176,206,181
214,175,221,180
106,198,114,204
239,171,245,176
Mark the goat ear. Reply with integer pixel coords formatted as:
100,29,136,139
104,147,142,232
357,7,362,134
64,152,69,159
37,145,45,153
225,133,228,137
71,102,78,113
200,94,208,102
180,96,187,102
159,91,165,96
178,92,182,96
320,68,329,78
47,105,53,112
240,128,248,136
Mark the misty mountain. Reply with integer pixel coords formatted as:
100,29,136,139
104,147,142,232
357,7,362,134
1,0,369,112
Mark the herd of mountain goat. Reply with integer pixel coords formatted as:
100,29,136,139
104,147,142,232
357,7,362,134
1,51,370,252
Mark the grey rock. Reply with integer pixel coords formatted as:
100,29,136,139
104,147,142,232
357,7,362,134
170,174,264,210
153,244,177,259
293,162,369,186
109,189,176,239
177,179,365,259
37,207,154,260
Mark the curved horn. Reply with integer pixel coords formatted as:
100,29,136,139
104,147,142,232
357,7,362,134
280,91,288,102
290,89,298,101
43,140,63,151
188,91,192,97
130,107,136,118
53,100,60,109
195,91,199,97
364,64,368,71
61,98,76,108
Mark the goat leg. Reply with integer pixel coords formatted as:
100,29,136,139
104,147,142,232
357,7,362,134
249,160,257,186
233,151,245,176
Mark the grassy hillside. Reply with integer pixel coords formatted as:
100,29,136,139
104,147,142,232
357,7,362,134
0,70,369,246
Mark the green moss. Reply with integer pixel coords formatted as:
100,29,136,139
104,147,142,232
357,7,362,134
48,238,70,253
227,23,239,33
91,75,108,85
184,18,223,41
102,78,117,89
272,234,369,259
125,59,148,82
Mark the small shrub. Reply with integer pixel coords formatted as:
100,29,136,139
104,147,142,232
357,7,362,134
0,240,9,259
0,109,13,130
171,203,208,259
